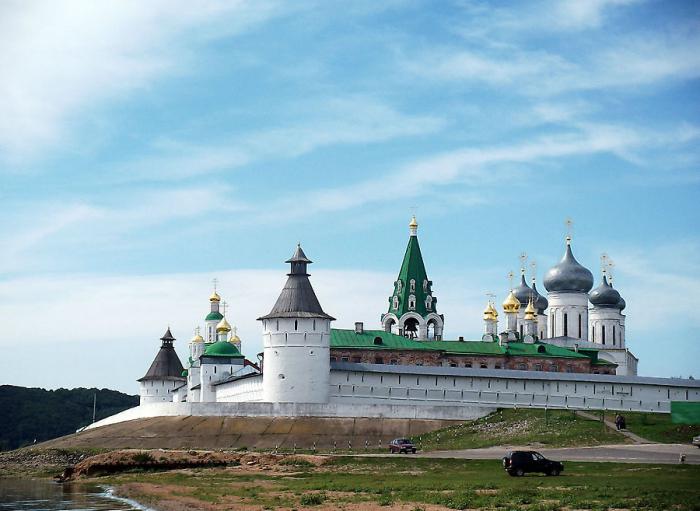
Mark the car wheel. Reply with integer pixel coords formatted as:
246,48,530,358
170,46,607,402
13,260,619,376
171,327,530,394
412,449,416,454
507,470,517,477
515,468,525,477
549,468,560,476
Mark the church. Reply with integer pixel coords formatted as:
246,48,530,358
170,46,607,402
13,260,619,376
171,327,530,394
124,217,698,424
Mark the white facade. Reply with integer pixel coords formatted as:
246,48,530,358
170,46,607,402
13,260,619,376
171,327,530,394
589,307,626,348
547,292,588,340
261,317,331,403
139,379,182,403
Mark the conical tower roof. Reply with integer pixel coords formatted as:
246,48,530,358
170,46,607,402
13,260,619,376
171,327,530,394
387,217,436,317
138,328,185,382
258,245,335,320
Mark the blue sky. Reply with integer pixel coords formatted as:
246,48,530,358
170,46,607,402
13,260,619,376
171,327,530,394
1,0,698,393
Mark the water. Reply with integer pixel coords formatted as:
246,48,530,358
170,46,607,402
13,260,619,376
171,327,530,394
0,478,150,511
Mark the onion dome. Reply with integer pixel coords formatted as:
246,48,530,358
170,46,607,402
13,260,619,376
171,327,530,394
216,317,231,333
524,299,537,321
483,301,498,321
512,271,533,306
589,275,622,308
531,279,548,313
209,291,221,302
503,291,520,313
190,332,204,343
617,295,626,311
230,326,241,345
543,237,594,293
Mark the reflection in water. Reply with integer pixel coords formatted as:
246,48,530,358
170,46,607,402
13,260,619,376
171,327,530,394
0,478,149,511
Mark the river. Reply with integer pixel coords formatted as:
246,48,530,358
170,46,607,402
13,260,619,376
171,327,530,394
0,478,150,511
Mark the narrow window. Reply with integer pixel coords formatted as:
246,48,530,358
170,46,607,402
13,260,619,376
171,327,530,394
602,325,606,345
592,325,596,342
294,320,298,331
613,326,616,346
563,313,568,337
520,324,523,337
578,314,582,338
313,320,316,330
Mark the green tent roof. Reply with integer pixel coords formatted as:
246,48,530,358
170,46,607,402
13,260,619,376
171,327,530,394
205,311,224,321
387,233,436,318
203,340,244,358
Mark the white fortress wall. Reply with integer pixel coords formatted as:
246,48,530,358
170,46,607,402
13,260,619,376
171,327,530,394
215,374,264,402
329,363,700,413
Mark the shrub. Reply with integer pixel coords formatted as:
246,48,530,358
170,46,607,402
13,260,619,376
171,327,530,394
131,452,155,463
300,493,325,505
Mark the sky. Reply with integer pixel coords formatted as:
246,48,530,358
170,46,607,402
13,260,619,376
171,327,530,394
1,0,699,393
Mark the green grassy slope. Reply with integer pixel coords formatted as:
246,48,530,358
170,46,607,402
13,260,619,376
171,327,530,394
620,411,700,444
411,409,628,450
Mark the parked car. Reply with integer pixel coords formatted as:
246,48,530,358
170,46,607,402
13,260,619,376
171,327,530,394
389,438,417,454
502,451,564,477
692,435,700,448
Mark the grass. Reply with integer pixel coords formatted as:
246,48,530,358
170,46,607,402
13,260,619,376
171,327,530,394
99,456,700,510
411,408,627,450
617,411,700,444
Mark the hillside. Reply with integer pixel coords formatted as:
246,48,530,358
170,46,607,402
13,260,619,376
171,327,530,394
0,385,138,451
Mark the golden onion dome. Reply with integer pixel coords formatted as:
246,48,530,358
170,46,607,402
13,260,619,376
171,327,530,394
216,317,231,333
524,298,537,320
409,215,418,228
191,333,204,343
229,327,241,344
209,291,221,302
502,291,521,313
483,301,498,321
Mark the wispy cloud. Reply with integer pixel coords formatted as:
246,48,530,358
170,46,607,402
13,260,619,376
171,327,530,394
112,96,446,182
0,0,287,163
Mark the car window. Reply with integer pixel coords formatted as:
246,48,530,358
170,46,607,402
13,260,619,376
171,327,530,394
534,453,544,460
531,454,539,461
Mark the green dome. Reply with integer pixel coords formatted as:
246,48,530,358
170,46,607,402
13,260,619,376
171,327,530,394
205,311,224,321
203,340,243,358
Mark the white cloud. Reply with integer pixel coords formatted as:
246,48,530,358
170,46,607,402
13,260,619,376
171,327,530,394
0,0,286,162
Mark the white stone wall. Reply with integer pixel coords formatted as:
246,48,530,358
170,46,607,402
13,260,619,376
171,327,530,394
537,314,548,340
548,292,588,339
328,365,699,413
261,317,331,403
216,375,264,402
139,379,183,404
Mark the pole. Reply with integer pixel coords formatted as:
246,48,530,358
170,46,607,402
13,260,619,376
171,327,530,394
92,393,97,423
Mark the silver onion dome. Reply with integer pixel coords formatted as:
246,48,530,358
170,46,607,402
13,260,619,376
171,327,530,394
543,239,594,293
512,273,533,306
589,275,622,308
531,280,548,313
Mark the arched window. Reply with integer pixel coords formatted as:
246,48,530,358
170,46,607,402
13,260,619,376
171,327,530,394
613,325,616,346
313,320,316,330
423,279,428,292
294,320,298,331
602,325,606,345
408,294,416,309
592,325,596,342
392,296,399,310
410,279,416,292
425,295,432,310
563,313,568,337
396,280,402,293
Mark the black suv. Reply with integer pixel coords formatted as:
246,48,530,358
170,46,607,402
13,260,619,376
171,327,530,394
389,438,417,454
502,451,563,477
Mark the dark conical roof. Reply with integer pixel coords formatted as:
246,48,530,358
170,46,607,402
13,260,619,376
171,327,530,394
543,240,594,293
138,329,185,382
589,275,622,308
258,245,335,321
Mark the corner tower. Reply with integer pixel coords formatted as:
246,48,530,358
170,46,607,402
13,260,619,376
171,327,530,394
257,244,335,403
381,216,443,340
137,328,185,404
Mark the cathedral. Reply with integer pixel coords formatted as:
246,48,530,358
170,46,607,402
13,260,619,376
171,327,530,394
138,216,639,406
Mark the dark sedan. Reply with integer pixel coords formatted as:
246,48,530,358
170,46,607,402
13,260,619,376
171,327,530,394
389,438,417,454
502,450,564,476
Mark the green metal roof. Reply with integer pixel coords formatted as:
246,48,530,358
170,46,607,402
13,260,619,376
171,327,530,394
331,329,431,351
387,234,436,318
203,340,244,358
331,329,589,360
205,311,223,321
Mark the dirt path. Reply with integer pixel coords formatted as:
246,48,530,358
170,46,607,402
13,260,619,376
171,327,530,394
574,410,653,444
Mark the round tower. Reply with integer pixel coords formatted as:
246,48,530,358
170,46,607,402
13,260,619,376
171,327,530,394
257,244,335,404
137,327,185,404
543,236,593,340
